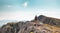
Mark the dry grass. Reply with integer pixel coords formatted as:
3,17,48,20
44,24,60,33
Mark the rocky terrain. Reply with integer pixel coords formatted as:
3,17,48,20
0,15,60,33
38,15,60,27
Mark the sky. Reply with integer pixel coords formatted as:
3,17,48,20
0,0,60,21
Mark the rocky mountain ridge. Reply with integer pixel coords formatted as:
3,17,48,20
0,15,60,33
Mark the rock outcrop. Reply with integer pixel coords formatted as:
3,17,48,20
38,15,60,27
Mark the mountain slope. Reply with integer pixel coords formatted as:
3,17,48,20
0,15,60,33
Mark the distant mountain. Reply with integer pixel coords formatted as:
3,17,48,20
38,15,60,27
0,20,17,26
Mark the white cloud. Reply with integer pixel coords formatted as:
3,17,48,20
22,2,28,7
0,8,60,21
7,5,12,7
4,5,12,7
0,11,35,21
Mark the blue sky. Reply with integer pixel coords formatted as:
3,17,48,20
0,0,60,21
